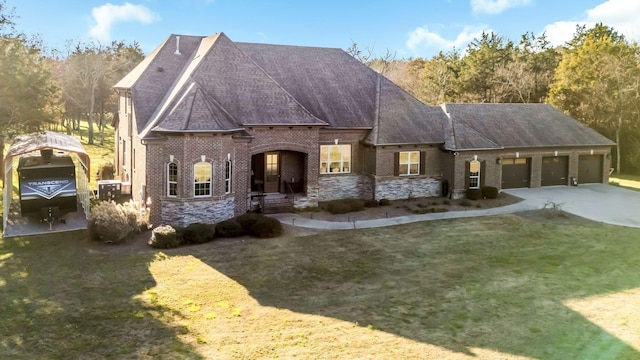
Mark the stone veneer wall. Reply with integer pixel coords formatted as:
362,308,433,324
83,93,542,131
160,197,235,227
374,176,441,200
318,175,373,201
293,184,319,208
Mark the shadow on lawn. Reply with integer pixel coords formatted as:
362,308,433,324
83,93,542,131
0,231,203,359
203,216,640,359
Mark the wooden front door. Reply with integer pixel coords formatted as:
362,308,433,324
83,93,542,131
264,152,280,193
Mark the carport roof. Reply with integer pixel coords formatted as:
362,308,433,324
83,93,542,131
2,131,90,185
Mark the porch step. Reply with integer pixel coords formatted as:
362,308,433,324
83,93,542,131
262,196,294,214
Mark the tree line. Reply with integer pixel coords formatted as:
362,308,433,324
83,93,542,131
1,0,639,174
0,1,143,176
361,24,640,174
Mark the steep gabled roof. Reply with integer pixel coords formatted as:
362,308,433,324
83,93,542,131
134,33,326,137
236,42,378,129
365,76,447,145
443,103,615,151
115,34,205,134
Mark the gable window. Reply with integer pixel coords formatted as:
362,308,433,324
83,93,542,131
167,162,178,197
225,160,232,194
194,161,212,197
320,144,351,174
399,151,420,176
469,159,481,189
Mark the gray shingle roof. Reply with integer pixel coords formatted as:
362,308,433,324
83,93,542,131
115,33,613,151
443,103,615,150
368,77,447,145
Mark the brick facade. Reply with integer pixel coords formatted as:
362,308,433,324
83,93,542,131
448,146,612,199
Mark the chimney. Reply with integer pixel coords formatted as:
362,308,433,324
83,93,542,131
174,36,181,55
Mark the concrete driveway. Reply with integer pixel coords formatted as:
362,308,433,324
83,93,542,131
503,184,640,228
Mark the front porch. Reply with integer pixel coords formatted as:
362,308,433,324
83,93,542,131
250,150,315,213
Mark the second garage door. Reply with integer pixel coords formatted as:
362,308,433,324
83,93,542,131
501,158,530,189
578,155,603,184
542,156,568,186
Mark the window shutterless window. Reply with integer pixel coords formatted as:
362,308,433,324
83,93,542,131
225,160,232,194
167,162,178,197
320,144,351,174
194,161,212,197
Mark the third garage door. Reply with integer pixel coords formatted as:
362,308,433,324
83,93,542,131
542,156,568,186
501,158,530,189
578,155,603,184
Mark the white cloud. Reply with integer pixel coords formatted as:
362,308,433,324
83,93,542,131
406,25,491,56
89,3,159,42
543,0,640,47
470,0,532,15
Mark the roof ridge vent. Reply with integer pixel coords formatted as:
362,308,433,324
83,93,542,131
174,36,181,55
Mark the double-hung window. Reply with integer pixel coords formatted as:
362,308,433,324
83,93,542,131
320,144,351,174
194,161,212,197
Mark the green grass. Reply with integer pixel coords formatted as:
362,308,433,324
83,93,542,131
73,122,115,187
610,174,640,191
2,214,640,359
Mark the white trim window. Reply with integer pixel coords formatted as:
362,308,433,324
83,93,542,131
167,162,178,197
194,161,212,197
225,159,232,194
469,160,481,189
320,144,351,174
399,151,420,176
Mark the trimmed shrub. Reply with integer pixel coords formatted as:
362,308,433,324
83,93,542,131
216,219,245,238
326,201,351,214
344,198,365,212
236,212,261,233
378,198,391,206
459,199,473,207
149,225,181,249
251,216,284,238
481,186,499,199
88,200,145,244
466,189,482,200
96,162,115,181
173,226,186,242
323,199,365,214
364,199,379,208
183,223,215,244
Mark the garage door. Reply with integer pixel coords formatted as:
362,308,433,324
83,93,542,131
542,156,568,186
578,155,603,184
501,158,530,189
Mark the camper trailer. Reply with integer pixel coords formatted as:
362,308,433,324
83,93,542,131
17,149,77,219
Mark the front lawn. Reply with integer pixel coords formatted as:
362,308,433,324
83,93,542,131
1,214,640,359
610,174,640,191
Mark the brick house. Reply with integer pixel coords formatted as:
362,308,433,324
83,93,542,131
113,33,614,227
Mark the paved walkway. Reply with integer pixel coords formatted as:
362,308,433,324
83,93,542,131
270,184,640,230
269,198,540,230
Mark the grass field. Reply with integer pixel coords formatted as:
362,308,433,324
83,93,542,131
1,213,640,359
610,174,640,191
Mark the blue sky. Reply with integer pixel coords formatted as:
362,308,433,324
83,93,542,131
8,0,640,58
